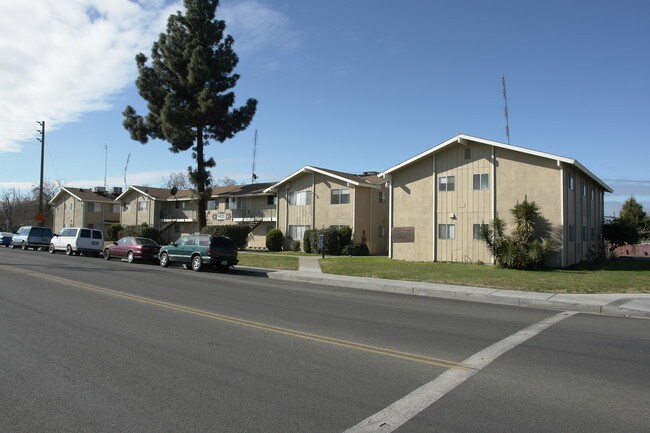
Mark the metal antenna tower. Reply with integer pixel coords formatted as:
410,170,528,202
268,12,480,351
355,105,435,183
123,153,130,190
502,75,511,144
251,130,258,183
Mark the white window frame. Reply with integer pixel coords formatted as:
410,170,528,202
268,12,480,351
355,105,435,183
331,188,350,205
473,173,489,190
438,176,455,192
438,224,455,240
288,191,312,206
473,223,488,240
288,224,311,241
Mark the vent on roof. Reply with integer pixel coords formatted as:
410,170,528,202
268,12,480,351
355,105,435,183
112,187,123,195
92,186,107,193
362,171,378,176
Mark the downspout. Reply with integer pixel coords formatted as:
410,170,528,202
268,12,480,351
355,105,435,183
432,154,437,262
491,146,497,265
386,174,393,258
312,172,316,229
559,161,565,268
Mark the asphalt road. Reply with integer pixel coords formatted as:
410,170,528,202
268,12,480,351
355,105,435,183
1,247,648,432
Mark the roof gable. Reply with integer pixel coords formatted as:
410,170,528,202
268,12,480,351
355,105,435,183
264,166,380,192
380,134,612,193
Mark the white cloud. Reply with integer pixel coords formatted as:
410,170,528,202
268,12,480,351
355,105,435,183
0,0,182,152
0,0,298,154
220,1,301,54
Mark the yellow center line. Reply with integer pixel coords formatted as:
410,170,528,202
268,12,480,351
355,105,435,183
2,265,469,370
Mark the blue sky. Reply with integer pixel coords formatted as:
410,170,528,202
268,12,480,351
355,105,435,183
1,0,648,216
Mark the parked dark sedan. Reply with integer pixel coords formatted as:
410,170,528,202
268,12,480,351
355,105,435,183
1,232,14,247
103,237,161,263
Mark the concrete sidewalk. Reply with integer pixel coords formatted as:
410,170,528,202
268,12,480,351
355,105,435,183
240,256,650,319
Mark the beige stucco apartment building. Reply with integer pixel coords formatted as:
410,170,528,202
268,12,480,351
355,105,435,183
116,186,198,242
49,187,122,235
264,166,389,254
206,183,277,249
380,134,612,267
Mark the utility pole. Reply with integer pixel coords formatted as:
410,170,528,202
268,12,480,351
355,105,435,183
502,76,511,144
36,121,45,226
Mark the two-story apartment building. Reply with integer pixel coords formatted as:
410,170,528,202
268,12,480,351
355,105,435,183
380,134,612,267
206,183,277,249
49,186,122,235
264,166,389,255
115,186,198,242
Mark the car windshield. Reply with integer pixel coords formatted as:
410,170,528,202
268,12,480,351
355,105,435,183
136,238,159,246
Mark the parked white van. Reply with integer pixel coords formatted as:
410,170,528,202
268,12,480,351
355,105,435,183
49,227,104,256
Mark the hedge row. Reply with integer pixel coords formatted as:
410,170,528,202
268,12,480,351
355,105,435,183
201,224,251,250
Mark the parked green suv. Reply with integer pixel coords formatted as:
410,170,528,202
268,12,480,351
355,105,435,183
159,234,238,272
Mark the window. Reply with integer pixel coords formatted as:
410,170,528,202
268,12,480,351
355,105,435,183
568,225,575,242
464,148,471,160
122,203,130,211
473,173,489,190
583,185,587,197
331,188,350,204
438,224,455,240
378,225,385,238
174,224,181,233
582,226,587,242
137,201,148,211
80,229,91,238
473,224,488,240
288,191,312,206
569,174,575,190
227,197,240,209
378,191,386,203
288,225,310,240
92,230,103,239
267,195,276,206
438,176,455,192
591,188,595,201
112,204,121,214
207,200,217,210
89,202,101,212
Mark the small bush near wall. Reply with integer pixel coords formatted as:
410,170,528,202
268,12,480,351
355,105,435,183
318,227,341,255
303,229,317,253
107,224,123,241
342,243,370,256
292,240,301,252
118,225,162,244
201,224,250,250
266,229,284,251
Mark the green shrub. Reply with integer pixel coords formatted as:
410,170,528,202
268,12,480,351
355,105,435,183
292,240,301,252
118,225,162,244
303,229,316,253
318,227,341,255
338,225,352,248
342,243,369,256
107,224,123,241
266,229,284,251
201,224,250,250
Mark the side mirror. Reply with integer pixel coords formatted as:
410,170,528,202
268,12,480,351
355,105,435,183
113,241,118,245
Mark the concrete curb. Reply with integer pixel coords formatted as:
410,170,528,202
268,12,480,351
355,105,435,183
236,266,650,319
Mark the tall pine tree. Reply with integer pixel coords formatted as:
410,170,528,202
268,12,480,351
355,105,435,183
123,0,257,229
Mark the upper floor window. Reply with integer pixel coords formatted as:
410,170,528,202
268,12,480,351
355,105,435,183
89,202,101,212
122,203,130,211
464,148,471,160
331,188,350,204
438,176,455,192
378,225,385,238
569,174,575,190
288,190,312,206
207,200,217,210
378,190,386,203
582,185,588,197
473,173,489,190
568,224,575,242
111,204,120,214
137,201,148,211
267,195,276,206
227,197,240,209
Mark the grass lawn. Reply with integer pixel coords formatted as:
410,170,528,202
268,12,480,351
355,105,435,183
237,251,299,270
319,256,650,294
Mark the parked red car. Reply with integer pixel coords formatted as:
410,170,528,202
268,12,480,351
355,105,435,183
103,237,161,263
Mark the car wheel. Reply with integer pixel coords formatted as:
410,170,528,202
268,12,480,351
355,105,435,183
66,245,73,256
10,242,15,249
159,252,169,267
21,241,27,250
191,255,203,272
103,249,111,260
49,244,55,254
127,251,135,263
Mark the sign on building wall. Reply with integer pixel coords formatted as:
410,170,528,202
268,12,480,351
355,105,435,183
392,227,415,243
214,213,230,221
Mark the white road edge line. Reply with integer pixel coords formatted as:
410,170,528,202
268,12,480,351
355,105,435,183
344,310,578,433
